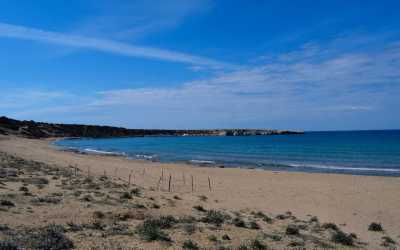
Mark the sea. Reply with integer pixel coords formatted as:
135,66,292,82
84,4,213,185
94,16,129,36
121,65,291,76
54,130,400,177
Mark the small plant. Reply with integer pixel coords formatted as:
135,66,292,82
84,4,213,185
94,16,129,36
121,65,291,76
93,211,105,219
193,205,206,212
31,196,62,204
239,239,267,250
222,234,231,241
249,221,260,230
81,194,94,202
331,230,354,246
208,235,218,242
130,188,141,197
322,222,339,231
286,224,300,235
0,200,15,207
255,212,273,224
178,216,196,224
19,186,29,192
151,203,160,209
349,233,357,239
157,215,178,229
20,224,74,250
135,219,170,241
270,234,282,241
0,240,20,250
382,236,396,246
232,217,246,228
368,222,383,232
0,224,10,231
182,239,199,250
275,214,288,220
183,224,196,235
309,216,319,223
201,210,230,227
198,195,208,201
120,192,132,199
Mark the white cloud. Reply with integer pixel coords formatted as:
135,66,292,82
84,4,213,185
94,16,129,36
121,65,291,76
78,0,212,40
0,89,70,109
3,36,400,130
0,22,228,69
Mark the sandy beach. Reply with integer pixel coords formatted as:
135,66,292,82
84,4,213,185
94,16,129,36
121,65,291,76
0,135,399,249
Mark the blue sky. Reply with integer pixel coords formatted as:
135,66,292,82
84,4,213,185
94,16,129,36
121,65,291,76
0,0,399,130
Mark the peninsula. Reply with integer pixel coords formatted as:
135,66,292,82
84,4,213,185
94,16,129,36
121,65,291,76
0,116,303,139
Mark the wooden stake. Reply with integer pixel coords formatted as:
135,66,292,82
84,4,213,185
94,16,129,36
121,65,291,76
168,174,172,192
128,174,132,187
191,175,194,192
157,175,162,190
182,173,186,185
208,177,212,191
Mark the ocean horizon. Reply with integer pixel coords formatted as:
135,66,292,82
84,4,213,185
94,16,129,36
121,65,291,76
54,129,400,177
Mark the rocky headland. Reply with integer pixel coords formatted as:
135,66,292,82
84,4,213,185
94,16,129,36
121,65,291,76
0,116,303,139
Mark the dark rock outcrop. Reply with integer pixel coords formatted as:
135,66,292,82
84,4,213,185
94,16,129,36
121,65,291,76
0,116,303,139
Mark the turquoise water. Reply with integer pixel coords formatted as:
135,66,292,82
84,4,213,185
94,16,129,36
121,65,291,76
54,130,400,176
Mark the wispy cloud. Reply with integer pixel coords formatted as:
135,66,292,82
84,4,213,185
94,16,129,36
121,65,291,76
0,22,228,69
77,0,212,40
0,89,71,109
3,35,400,130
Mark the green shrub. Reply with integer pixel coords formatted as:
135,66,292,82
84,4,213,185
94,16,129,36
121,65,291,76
249,221,260,230
201,210,230,227
0,240,20,250
331,230,354,246
120,192,132,199
198,195,208,201
239,239,267,250
182,239,199,250
0,200,15,207
368,222,383,232
253,211,273,224
183,224,196,235
222,234,231,241
18,224,74,250
309,216,319,223
286,224,299,235
130,188,142,197
157,215,178,229
135,219,170,242
193,205,206,212
208,235,218,242
93,211,105,219
382,236,396,246
322,222,339,231
232,217,246,228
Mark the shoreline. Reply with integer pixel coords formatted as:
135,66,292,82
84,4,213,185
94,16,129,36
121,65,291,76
1,135,400,249
53,137,400,178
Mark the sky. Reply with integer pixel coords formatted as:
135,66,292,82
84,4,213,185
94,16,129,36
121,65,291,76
0,0,399,131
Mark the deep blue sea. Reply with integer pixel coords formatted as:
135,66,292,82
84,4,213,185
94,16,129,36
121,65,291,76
54,130,400,176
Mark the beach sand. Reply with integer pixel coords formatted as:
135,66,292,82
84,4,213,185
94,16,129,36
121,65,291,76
0,135,399,249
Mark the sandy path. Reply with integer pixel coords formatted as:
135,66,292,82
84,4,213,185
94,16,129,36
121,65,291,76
0,135,399,248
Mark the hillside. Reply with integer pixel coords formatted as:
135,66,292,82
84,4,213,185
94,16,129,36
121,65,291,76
0,116,303,139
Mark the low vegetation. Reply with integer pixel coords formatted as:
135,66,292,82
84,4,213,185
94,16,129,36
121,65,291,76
0,151,370,249
368,222,383,232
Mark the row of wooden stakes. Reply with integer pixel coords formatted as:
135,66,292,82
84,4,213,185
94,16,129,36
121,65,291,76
80,165,213,193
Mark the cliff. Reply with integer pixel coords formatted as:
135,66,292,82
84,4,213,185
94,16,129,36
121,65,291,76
0,116,303,139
